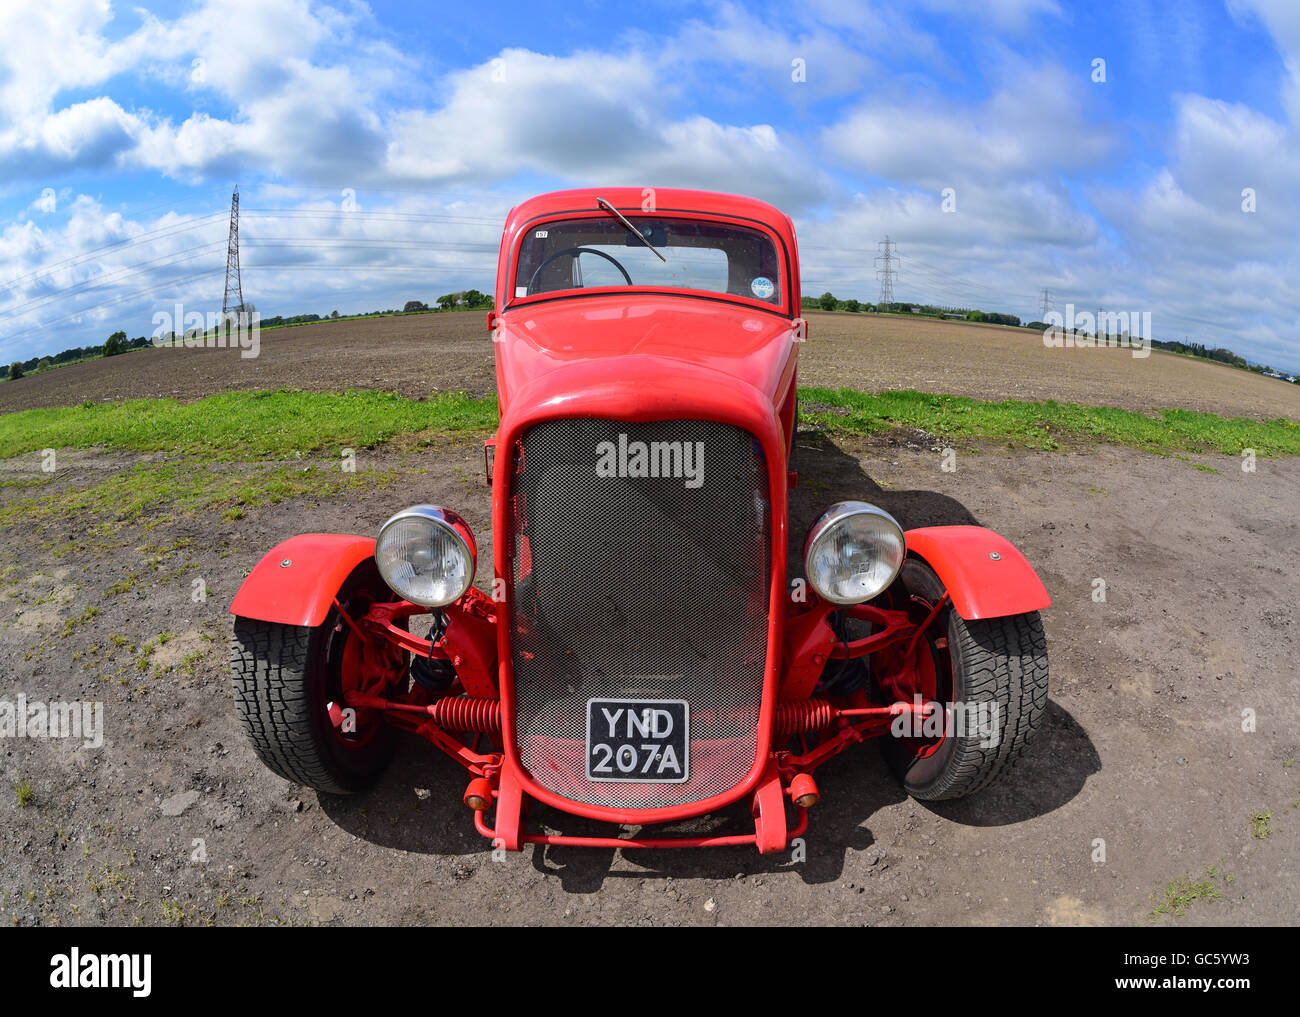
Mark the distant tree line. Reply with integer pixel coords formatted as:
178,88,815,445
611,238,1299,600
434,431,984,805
1149,339,1248,369
803,292,1021,327
1016,322,1293,379
5,293,497,382
805,291,1295,380
6,329,152,379
257,291,494,328
435,289,491,310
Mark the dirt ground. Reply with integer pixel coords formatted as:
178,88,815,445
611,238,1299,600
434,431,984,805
2,309,1296,421
2,425,1296,926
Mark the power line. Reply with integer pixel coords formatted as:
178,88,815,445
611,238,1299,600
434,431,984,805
0,268,225,347
0,242,225,319
244,239,500,252
0,213,225,295
241,209,501,226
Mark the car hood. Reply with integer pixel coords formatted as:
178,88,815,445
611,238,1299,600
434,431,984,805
494,294,799,417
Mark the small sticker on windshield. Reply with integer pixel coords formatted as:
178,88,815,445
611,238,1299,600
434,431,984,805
515,286,528,298
750,277,775,299
535,230,549,238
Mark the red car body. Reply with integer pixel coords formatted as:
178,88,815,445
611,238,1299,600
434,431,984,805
231,187,1051,853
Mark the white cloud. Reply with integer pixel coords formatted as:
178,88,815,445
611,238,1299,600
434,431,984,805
823,62,1115,186
1230,0,1300,121
2,0,1300,372
903,0,1062,32
385,48,830,209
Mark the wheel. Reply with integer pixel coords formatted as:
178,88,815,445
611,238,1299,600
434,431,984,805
878,558,1049,800
231,562,403,794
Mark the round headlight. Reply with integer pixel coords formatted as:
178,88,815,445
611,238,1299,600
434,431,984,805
375,506,476,607
804,501,906,605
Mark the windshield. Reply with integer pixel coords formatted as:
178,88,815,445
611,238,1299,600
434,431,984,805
514,216,782,305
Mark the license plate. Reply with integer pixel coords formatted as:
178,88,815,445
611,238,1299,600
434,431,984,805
585,698,689,783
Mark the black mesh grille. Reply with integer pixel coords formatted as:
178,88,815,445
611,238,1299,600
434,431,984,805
509,419,771,809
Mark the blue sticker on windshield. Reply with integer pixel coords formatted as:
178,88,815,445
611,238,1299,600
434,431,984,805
750,277,774,299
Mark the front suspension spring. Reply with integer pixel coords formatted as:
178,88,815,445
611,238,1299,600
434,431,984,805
775,698,836,737
428,696,501,733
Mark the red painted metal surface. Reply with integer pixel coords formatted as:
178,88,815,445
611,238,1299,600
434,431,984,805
494,186,802,319
491,356,792,828
229,534,375,627
905,526,1052,620
474,807,809,851
229,188,1054,852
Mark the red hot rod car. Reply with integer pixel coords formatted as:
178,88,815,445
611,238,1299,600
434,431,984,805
229,187,1051,853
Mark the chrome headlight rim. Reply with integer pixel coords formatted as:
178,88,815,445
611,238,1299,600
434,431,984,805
375,504,476,608
803,501,906,606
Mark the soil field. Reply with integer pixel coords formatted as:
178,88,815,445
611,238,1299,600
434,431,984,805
1,305,1297,927
1,429,1296,927
2,309,1297,421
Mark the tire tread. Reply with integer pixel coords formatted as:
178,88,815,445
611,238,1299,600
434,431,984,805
911,608,1049,800
231,617,357,794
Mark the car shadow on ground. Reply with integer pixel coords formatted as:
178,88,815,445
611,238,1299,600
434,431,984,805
319,431,1100,891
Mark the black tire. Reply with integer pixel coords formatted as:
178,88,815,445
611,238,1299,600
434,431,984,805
231,563,398,794
884,558,1049,801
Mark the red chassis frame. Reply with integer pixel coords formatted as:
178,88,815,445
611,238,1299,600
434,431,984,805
233,525,1048,855
231,188,1050,853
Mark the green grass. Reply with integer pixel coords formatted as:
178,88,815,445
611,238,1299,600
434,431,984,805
0,456,403,539
1,386,1297,465
1146,871,1223,923
1251,811,1271,840
0,388,496,459
799,387,1300,456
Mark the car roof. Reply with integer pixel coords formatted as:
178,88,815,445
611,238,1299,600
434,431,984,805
503,187,795,243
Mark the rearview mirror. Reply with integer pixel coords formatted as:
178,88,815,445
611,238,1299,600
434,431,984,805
625,225,667,247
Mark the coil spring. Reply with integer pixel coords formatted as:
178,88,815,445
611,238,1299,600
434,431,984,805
428,696,501,733
426,698,830,737
775,698,836,736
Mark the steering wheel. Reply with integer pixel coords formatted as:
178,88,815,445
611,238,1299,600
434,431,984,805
527,246,633,294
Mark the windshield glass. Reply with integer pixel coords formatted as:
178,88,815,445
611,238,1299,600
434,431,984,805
514,216,782,305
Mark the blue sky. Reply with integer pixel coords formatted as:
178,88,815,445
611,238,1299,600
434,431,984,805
3,0,1300,371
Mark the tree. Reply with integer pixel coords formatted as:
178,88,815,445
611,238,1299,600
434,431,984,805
8,362,22,380
403,300,429,313
818,291,837,311
102,330,128,357
843,299,861,312
330,309,340,319
462,289,488,308
436,293,458,310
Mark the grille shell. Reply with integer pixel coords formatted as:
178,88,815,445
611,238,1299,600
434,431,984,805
509,418,771,810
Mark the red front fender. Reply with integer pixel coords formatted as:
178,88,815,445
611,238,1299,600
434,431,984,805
904,526,1050,621
230,534,376,627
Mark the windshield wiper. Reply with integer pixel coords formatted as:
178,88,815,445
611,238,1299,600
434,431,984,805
595,197,667,263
